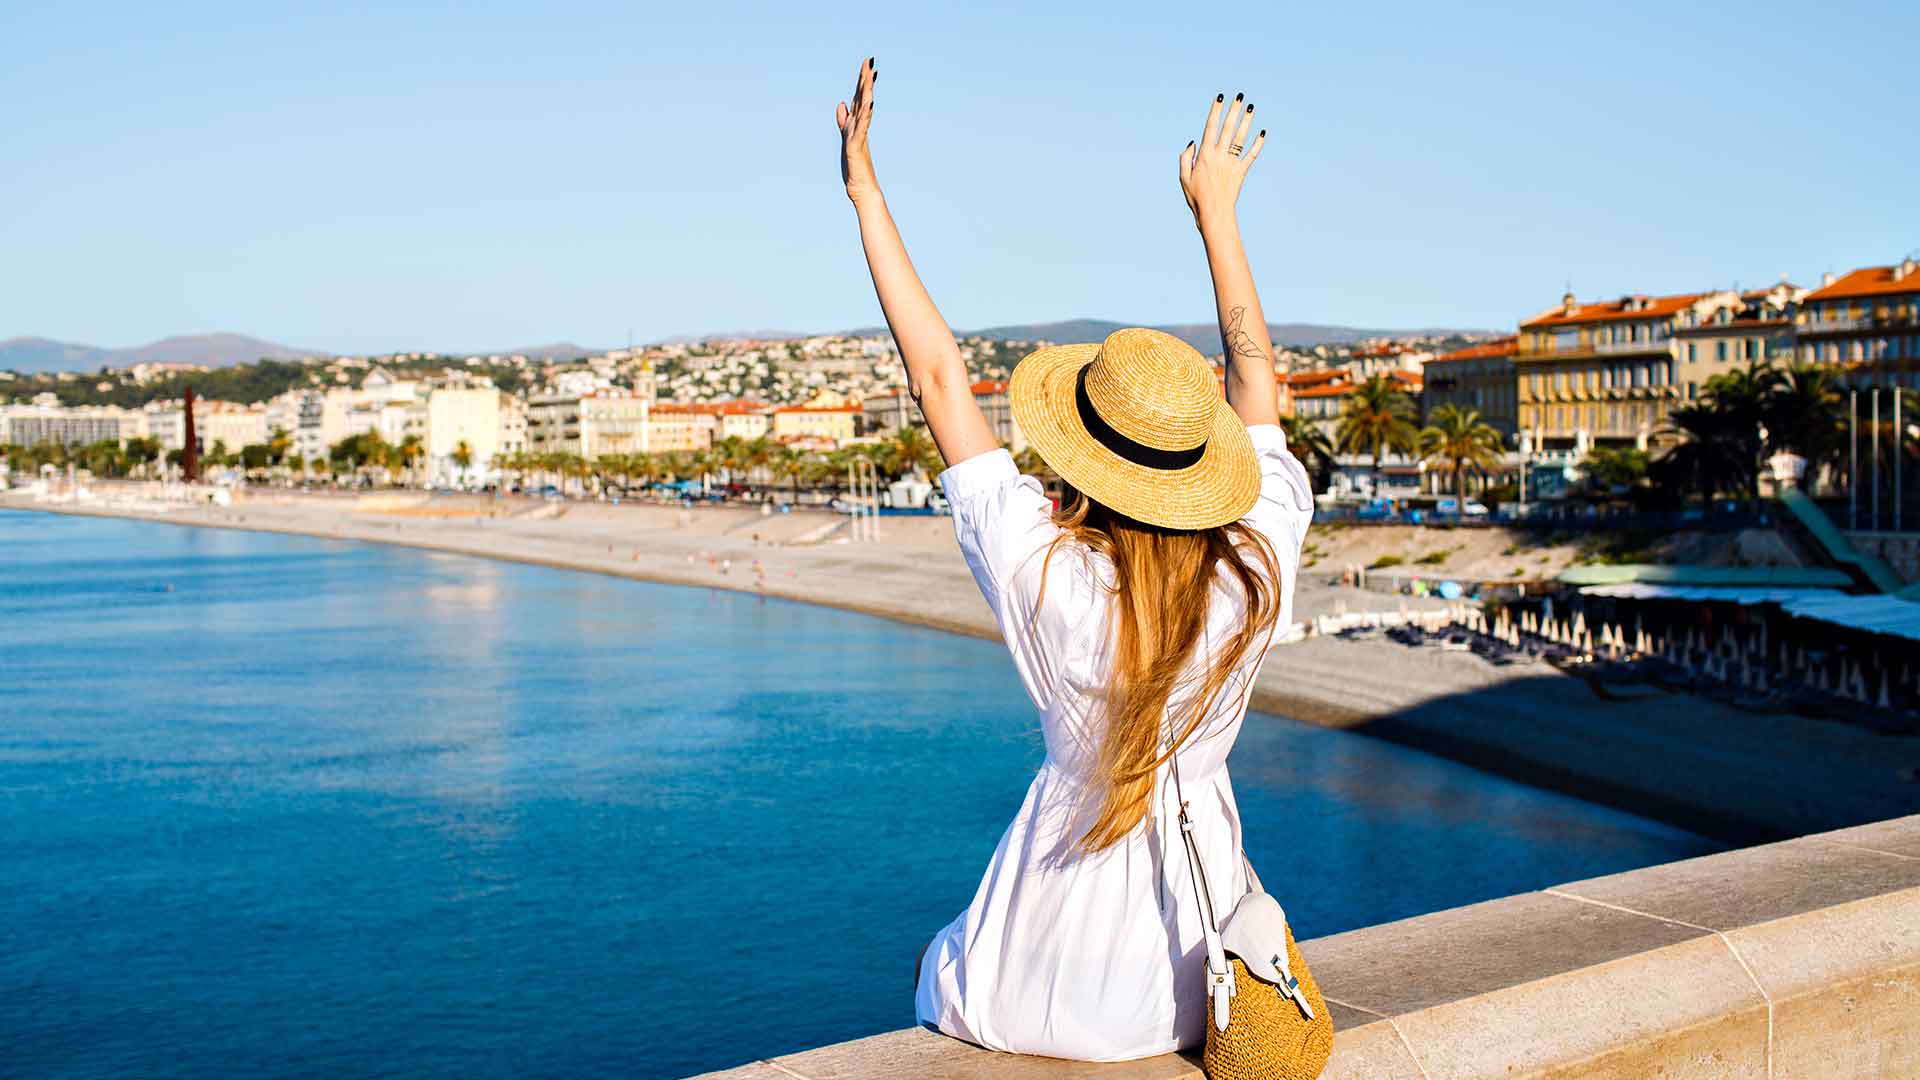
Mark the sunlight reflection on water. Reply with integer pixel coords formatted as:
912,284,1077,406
0,509,1721,1079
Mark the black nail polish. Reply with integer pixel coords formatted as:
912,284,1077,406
1234,92,1243,101
1216,94,1224,102
1259,129,1266,138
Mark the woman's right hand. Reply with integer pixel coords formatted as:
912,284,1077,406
836,57,879,207
1179,93,1264,232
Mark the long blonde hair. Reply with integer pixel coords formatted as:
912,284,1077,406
1042,487,1281,853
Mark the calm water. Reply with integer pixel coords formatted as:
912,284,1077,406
0,509,1721,1078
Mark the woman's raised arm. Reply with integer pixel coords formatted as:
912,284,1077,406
838,58,999,468
1178,93,1280,429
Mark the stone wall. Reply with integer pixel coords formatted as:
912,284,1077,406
694,813,1920,1079
1845,531,1920,584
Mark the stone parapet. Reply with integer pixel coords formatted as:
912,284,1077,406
692,814,1920,1079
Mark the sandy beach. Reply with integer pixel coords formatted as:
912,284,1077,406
11,483,1916,842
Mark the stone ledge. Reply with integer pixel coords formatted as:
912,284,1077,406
691,814,1920,1079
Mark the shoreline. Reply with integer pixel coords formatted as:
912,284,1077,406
12,490,1915,843
10,497,1011,645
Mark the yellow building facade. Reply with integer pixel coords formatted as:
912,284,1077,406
1516,290,1735,452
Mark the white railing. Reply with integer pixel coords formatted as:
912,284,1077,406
1591,338,1673,355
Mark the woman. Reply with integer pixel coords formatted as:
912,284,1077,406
836,60,1314,1060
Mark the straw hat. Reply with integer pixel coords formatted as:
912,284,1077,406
1009,327,1259,530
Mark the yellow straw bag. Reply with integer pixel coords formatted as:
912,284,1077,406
1168,751,1334,1080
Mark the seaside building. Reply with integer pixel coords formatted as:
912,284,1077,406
1515,289,1736,454
1422,337,1519,439
498,393,528,459
0,403,146,448
1285,367,1423,443
424,382,504,482
194,401,269,453
578,390,651,458
518,388,652,460
971,380,1027,452
1671,281,1804,401
1796,257,1920,387
863,392,917,438
1286,369,1356,442
771,403,861,448
1344,340,1431,381
644,403,718,453
526,393,583,456
680,400,774,441
292,389,354,464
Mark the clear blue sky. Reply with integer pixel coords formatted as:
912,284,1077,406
3,2,1914,354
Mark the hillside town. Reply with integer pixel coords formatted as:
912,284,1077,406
4,255,1917,517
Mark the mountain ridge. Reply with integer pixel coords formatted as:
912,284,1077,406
4,320,1497,375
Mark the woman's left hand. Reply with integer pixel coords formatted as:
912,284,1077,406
1179,93,1264,231
836,57,879,206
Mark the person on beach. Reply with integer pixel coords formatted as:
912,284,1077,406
836,60,1314,1059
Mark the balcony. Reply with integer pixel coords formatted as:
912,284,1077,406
1592,338,1673,356
1517,339,1673,361
1801,313,1915,335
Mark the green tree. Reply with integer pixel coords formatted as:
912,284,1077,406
1653,360,1781,501
1277,414,1336,492
1581,445,1650,494
1419,404,1504,508
1335,374,1419,495
1761,364,1844,481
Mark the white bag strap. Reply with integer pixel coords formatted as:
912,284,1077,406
1168,743,1236,1032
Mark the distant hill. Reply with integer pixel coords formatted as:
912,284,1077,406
961,319,1495,352
655,330,808,345
0,333,312,374
477,342,601,361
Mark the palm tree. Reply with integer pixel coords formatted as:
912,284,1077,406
1761,364,1844,485
451,439,473,485
1335,374,1419,497
771,446,807,503
1651,361,1779,501
1276,415,1335,492
1654,402,1754,500
886,425,942,480
1418,404,1503,509
395,434,424,487
736,436,778,496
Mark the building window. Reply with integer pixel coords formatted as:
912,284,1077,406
1715,341,1727,363
1687,343,1697,363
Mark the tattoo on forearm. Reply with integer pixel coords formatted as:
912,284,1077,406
1223,306,1275,366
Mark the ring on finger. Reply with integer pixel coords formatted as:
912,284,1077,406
1229,144,1244,153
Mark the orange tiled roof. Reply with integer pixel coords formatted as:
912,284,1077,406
772,404,862,414
653,400,768,415
1521,292,1709,329
1292,382,1354,400
1283,368,1348,387
1429,336,1518,363
1805,265,1920,302
970,379,1009,395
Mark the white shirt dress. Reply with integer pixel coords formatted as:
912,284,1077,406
914,423,1315,1061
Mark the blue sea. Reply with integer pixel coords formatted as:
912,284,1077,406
0,509,1722,1078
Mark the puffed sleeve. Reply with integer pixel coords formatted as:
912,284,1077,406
938,449,1061,626
1239,424,1316,563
